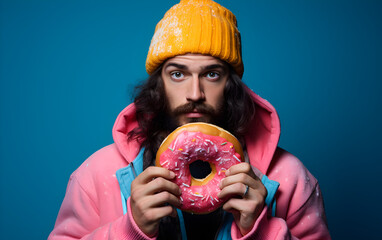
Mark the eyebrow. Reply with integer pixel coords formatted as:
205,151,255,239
202,64,226,71
164,63,227,72
165,63,188,70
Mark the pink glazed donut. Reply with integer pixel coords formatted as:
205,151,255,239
156,123,244,214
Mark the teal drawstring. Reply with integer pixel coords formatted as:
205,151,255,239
176,209,188,240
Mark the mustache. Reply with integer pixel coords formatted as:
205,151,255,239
172,102,217,116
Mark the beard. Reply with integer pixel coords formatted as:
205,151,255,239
165,101,226,130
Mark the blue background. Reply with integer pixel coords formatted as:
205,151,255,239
1,0,381,239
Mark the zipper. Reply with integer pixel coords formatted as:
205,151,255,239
130,161,137,178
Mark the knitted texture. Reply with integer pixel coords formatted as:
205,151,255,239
146,0,244,77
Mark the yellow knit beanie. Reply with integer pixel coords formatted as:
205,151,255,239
146,0,244,77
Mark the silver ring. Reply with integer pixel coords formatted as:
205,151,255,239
243,184,249,197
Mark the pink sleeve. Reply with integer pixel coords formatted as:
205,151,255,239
231,184,331,240
48,176,155,240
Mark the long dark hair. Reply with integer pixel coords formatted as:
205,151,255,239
128,64,256,169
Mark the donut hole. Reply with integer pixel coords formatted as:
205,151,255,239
189,160,212,179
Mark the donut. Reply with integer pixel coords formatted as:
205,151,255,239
156,122,244,214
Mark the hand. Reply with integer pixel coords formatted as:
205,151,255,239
130,166,181,237
218,163,267,236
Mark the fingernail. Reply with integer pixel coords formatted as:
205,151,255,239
170,171,175,178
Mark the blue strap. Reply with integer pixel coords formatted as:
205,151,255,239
216,212,233,240
176,209,188,240
261,175,280,216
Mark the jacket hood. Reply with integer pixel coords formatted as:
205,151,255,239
243,87,281,174
112,88,280,174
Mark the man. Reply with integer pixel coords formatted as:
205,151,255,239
49,0,331,239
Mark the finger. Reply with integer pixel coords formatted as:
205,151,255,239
222,198,258,235
145,177,181,196
132,192,180,222
136,166,176,184
137,204,178,237
142,205,178,224
218,182,248,199
222,198,247,213
131,177,181,206
219,180,267,201
146,191,182,209
226,163,256,178
131,167,175,192
219,172,257,189
223,193,264,213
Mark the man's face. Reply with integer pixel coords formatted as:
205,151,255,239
161,54,229,127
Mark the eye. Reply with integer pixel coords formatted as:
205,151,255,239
205,71,220,81
170,71,184,80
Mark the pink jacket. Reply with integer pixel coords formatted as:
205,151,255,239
49,89,331,239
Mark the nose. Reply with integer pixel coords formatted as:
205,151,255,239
186,74,205,102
